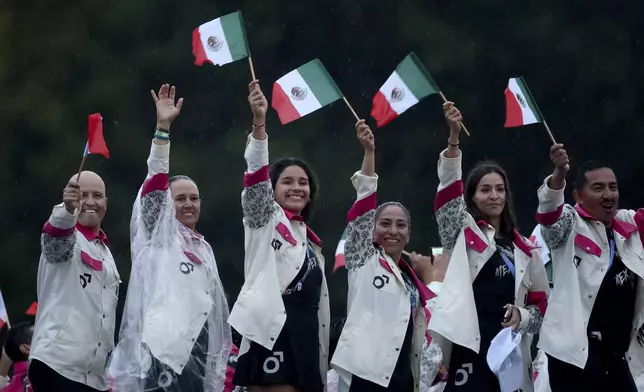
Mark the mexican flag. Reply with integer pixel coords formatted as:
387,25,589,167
504,77,544,127
192,11,249,67
272,59,343,125
333,229,347,273
0,291,8,329
371,53,440,127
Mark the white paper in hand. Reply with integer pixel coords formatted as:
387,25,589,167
486,327,523,392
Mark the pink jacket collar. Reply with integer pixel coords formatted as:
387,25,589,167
75,224,109,246
282,208,322,247
475,220,536,257
574,204,637,239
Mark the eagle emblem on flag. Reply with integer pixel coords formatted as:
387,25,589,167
291,86,308,101
207,36,224,52
390,87,405,102
516,93,527,108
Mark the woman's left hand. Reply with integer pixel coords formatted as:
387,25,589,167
501,304,521,331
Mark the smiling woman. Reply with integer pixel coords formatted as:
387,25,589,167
330,120,434,392
107,84,232,392
269,157,318,221
428,102,549,392
229,80,330,392
169,175,201,230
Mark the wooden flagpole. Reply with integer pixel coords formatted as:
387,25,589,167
543,121,557,145
76,153,87,182
248,57,256,81
343,96,360,122
439,91,470,136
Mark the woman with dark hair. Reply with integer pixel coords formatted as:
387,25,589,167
229,81,330,392
108,84,232,392
428,102,549,392
331,120,435,391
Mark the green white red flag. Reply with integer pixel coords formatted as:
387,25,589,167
192,11,250,67
272,59,343,125
333,229,347,273
504,77,544,127
371,53,440,127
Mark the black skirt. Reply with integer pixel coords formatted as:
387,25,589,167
143,321,209,392
234,245,323,392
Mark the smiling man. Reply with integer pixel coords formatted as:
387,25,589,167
535,144,644,392
29,170,120,392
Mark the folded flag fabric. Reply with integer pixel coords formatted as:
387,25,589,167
371,52,440,127
504,77,544,127
192,11,250,67
25,301,38,316
85,113,109,158
272,59,343,125
333,229,347,273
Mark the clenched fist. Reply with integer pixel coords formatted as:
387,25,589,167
63,180,82,214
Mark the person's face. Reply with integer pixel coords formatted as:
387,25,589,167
472,172,506,221
274,165,310,215
76,173,107,229
574,168,619,226
171,179,201,229
374,205,410,258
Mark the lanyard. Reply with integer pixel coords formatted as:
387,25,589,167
499,252,516,278
284,243,317,294
609,239,615,269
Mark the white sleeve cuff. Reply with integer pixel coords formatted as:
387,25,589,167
437,149,462,189
150,139,170,158
537,175,566,213
49,203,79,229
147,140,170,176
245,133,269,172
518,306,531,331
350,171,379,200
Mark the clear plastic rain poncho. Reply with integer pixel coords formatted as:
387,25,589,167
107,165,232,392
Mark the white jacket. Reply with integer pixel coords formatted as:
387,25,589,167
228,134,330,387
536,176,644,374
331,171,434,391
31,205,120,391
428,150,549,392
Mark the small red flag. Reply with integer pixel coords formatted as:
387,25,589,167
86,113,109,158
25,301,37,316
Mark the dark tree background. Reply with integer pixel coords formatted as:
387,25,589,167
1,0,643,322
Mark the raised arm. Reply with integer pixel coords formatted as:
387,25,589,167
434,102,466,251
242,80,278,229
139,84,183,237
536,144,574,250
41,180,80,263
344,120,378,270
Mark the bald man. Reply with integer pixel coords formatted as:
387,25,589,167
29,171,120,392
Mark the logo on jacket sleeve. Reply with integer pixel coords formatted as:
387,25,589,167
79,273,92,289
180,261,195,275
271,238,283,251
373,274,390,289
573,255,582,267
